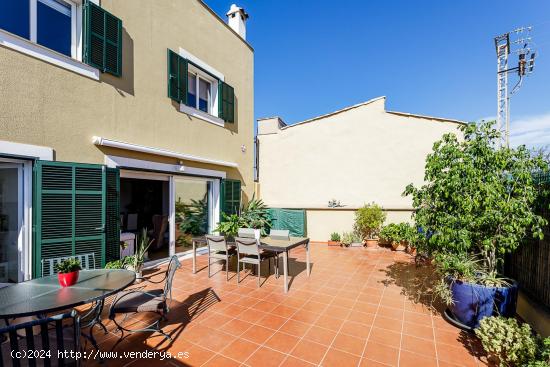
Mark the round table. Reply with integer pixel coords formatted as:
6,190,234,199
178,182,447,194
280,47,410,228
0,269,136,350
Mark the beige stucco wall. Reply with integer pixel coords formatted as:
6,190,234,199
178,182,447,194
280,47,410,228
0,0,254,199
257,97,464,241
305,209,413,242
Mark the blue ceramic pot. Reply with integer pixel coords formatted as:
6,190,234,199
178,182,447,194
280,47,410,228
447,277,518,328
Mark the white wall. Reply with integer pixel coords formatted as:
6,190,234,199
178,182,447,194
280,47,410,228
257,97,464,241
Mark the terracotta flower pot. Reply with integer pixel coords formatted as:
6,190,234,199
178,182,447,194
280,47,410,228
391,241,406,251
365,239,379,248
58,271,79,287
327,241,340,246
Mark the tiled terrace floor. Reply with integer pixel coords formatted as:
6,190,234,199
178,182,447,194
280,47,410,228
87,244,487,367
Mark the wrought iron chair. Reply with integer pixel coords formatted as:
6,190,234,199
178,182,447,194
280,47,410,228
108,255,181,341
41,253,96,277
206,235,236,280
0,310,81,366
235,237,273,287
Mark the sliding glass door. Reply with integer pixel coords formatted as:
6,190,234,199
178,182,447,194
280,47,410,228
174,177,214,254
0,163,22,283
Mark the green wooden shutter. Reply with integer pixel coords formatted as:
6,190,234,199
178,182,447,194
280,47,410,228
105,167,120,263
167,49,188,103
218,82,235,123
33,161,107,277
220,179,241,216
83,1,123,76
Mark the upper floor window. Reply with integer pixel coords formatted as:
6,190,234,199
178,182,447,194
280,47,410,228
0,0,78,59
38,0,74,57
187,70,213,114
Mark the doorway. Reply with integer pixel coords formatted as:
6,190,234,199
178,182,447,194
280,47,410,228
120,176,170,262
0,162,23,284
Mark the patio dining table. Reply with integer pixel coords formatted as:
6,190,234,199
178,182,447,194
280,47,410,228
192,236,310,293
0,269,135,351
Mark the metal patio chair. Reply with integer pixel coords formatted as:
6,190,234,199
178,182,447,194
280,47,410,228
206,235,236,280
108,255,181,341
235,237,273,287
0,310,81,366
41,253,96,277
268,229,290,278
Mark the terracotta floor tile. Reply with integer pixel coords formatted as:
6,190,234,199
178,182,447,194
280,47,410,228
280,355,317,367
403,311,432,326
402,322,434,340
245,346,287,367
184,345,216,366
399,350,438,367
321,347,362,367
196,330,236,352
273,305,299,318
332,333,367,356
302,301,329,313
434,327,464,346
290,340,328,365
372,316,403,333
436,343,478,367
252,300,279,313
220,338,260,362
347,310,376,326
340,320,371,339
401,334,437,357
200,313,233,329
280,319,311,338
323,305,352,320
242,325,276,344
315,315,344,332
362,341,399,366
369,327,401,346
265,331,300,353
291,309,321,324
220,318,254,336
304,325,337,346
377,306,404,321
238,308,268,324
202,354,241,367
359,358,393,367
256,314,289,330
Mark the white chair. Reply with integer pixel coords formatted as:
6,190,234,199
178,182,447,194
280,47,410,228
41,253,96,277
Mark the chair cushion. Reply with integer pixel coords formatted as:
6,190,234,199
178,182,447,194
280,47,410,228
1,326,78,366
112,289,166,313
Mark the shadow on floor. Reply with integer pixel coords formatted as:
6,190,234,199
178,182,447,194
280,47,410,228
379,259,445,314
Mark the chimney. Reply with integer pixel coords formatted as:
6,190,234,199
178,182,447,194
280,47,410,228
226,4,249,40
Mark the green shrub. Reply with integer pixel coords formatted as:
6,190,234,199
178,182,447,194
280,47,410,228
330,232,341,242
475,316,537,367
354,202,386,240
54,258,82,274
379,223,401,243
341,231,354,247
105,259,126,269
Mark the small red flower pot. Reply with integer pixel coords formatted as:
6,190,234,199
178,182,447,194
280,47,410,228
58,271,79,287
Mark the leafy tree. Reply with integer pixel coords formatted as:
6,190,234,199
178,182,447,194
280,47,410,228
354,202,386,240
404,121,548,276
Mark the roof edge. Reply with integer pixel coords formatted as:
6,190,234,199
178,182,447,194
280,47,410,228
280,96,386,130
197,0,254,52
386,111,467,125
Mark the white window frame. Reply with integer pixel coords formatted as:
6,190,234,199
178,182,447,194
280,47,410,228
180,64,224,127
0,0,99,79
31,0,81,60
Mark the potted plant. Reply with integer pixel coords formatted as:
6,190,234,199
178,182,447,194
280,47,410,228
350,232,363,247
354,202,386,248
55,258,82,287
126,228,153,282
405,121,548,328
328,232,341,246
380,223,402,250
341,231,354,247
215,213,246,241
475,316,550,367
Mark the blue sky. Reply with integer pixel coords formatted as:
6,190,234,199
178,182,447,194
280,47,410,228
206,0,550,148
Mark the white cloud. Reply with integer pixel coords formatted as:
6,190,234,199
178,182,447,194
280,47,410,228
476,112,550,149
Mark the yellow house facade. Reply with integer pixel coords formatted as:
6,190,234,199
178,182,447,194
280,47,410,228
0,0,254,282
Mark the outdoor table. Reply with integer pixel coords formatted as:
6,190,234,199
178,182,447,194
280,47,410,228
192,236,310,293
0,269,135,351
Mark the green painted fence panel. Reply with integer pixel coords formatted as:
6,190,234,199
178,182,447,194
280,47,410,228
267,208,307,237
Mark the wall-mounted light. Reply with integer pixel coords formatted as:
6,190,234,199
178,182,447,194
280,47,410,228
241,144,247,153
